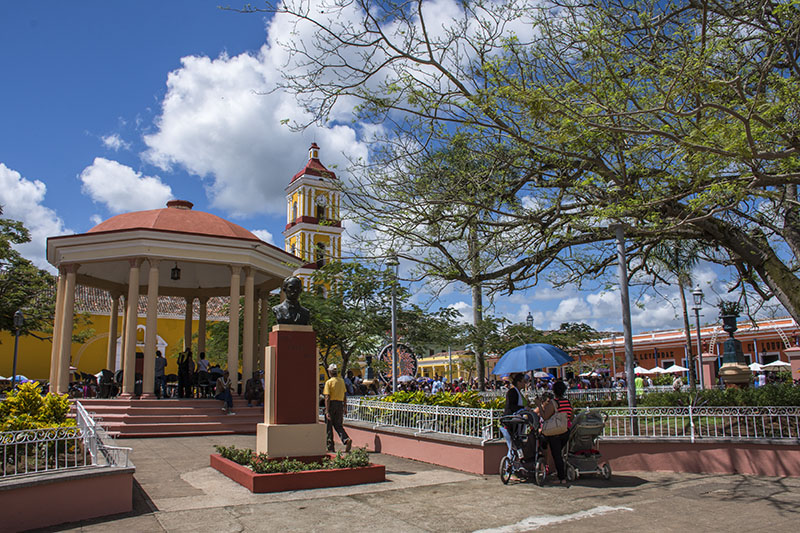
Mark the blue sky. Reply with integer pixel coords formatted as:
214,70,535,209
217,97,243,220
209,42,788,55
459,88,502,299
0,1,764,334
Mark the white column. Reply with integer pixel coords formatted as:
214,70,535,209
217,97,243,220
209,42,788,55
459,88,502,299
198,297,208,356
242,268,255,385
119,296,128,371
48,270,66,387
122,259,143,396
228,266,242,393
259,292,269,365
106,292,121,371
57,264,78,395
184,297,193,350
142,259,160,397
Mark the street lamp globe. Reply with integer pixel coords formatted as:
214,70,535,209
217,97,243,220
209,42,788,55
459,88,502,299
692,285,704,308
526,312,534,328
13,309,24,329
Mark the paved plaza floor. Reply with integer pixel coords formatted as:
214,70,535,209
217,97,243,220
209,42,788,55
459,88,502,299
37,435,800,532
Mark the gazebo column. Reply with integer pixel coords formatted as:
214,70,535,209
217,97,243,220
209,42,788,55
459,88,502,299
198,297,208,355
184,297,194,351
258,291,269,367
48,269,66,388
57,264,78,395
142,258,160,398
242,268,255,385
228,266,242,393
121,259,143,397
252,292,259,370
106,292,121,371
119,296,128,372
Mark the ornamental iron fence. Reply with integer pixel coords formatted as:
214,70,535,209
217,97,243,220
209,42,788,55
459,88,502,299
1,402,131,479
342,398,800,444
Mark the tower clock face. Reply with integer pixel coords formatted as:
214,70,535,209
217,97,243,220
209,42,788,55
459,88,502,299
315,195,328,207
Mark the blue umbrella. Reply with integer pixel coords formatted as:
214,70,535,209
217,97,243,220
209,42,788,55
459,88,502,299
492,344,573,374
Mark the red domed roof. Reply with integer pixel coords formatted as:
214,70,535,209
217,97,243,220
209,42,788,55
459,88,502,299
88,200,260,242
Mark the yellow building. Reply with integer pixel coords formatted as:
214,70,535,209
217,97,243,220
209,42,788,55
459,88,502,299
284,143,344,286
0,287,229,382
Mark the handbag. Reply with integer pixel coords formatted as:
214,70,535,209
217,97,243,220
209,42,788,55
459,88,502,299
541,400,568,436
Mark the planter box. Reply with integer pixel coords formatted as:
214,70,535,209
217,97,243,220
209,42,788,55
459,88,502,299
210,454,385,493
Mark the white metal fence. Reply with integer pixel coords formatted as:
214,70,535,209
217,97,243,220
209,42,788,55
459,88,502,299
343,398,800,443
0,402,130,479
345,398,499,440
480,386,682,403
601,406,800,443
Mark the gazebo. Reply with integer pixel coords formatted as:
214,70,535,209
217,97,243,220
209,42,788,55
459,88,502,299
46,200,303,397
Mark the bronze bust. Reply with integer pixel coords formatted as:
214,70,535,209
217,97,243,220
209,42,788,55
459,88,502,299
272,276,311,325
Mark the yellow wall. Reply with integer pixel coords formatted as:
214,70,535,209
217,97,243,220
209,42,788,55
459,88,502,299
0,315,218,382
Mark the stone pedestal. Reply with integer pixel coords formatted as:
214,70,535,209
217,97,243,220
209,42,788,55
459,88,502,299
256,325,326,458
719,363,751,388
785,347,800,379
701,353,718,389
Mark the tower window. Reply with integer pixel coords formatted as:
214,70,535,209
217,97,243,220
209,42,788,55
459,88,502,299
316,242,326,268
292,202,297,221
316,205,325,220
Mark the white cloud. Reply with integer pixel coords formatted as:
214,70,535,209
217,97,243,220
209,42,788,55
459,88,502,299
251,229,274,245
448,301,472,323
0,162,71,269
141,43,368,218
89,214,103,226
101,134,131,151
79,157,173,213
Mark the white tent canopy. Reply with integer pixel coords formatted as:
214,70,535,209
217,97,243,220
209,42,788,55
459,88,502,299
664,364,689,373
761,360,791,370
648,366,667,374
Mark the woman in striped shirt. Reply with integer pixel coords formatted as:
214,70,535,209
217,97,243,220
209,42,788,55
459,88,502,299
536,380,573,484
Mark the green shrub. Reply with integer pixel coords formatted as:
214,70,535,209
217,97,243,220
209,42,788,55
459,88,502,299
0,382,76,431
215,444,371,474
637,383,800,407
380,391,503,409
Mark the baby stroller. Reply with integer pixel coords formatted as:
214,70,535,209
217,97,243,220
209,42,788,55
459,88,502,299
498,409,548,486
563,409,611,481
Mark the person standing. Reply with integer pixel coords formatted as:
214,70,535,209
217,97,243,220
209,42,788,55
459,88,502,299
244,371,264,407
154,350,167,399
324,363,352,453
196,352,210,373
499,373,527,459
178,349,195,398
536,380,573,485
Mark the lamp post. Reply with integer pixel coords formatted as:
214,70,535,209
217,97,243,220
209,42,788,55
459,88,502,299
692,285,704,390
12,309,24,388
386,251,400,393
526,312,534,329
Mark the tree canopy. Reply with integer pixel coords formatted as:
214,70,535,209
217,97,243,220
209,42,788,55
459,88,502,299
254,0,800,323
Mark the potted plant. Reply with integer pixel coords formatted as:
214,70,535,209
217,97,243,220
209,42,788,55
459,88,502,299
718,300,742,335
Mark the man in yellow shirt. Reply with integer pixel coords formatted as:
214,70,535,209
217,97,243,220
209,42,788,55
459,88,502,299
323,363,352,453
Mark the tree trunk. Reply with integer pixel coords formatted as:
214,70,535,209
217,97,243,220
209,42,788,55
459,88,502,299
472,283,486,391
677,278,697,391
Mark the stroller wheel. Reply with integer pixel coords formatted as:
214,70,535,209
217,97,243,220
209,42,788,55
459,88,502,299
499,456,512,485
533,458,547,486
566,463,577,482
601,462,612,480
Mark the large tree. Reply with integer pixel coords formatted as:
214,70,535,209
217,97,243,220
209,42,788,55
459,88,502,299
304,261,460,378
248,0,800,323
0,206,57,337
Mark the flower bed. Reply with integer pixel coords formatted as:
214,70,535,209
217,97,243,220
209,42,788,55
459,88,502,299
210,446,385,493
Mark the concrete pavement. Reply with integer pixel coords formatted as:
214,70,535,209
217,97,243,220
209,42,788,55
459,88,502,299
36,435,800,532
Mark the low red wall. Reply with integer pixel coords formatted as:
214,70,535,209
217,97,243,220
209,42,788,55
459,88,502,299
345,422,800,477
601,440,800,477
1,468,134,532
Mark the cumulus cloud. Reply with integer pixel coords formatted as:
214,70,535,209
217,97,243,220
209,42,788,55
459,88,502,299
141,41,368,218
89,214,103,225
448,301,473,323
79,157,173,213
101,134,131,151
251,229,275,245
0,162,71,269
